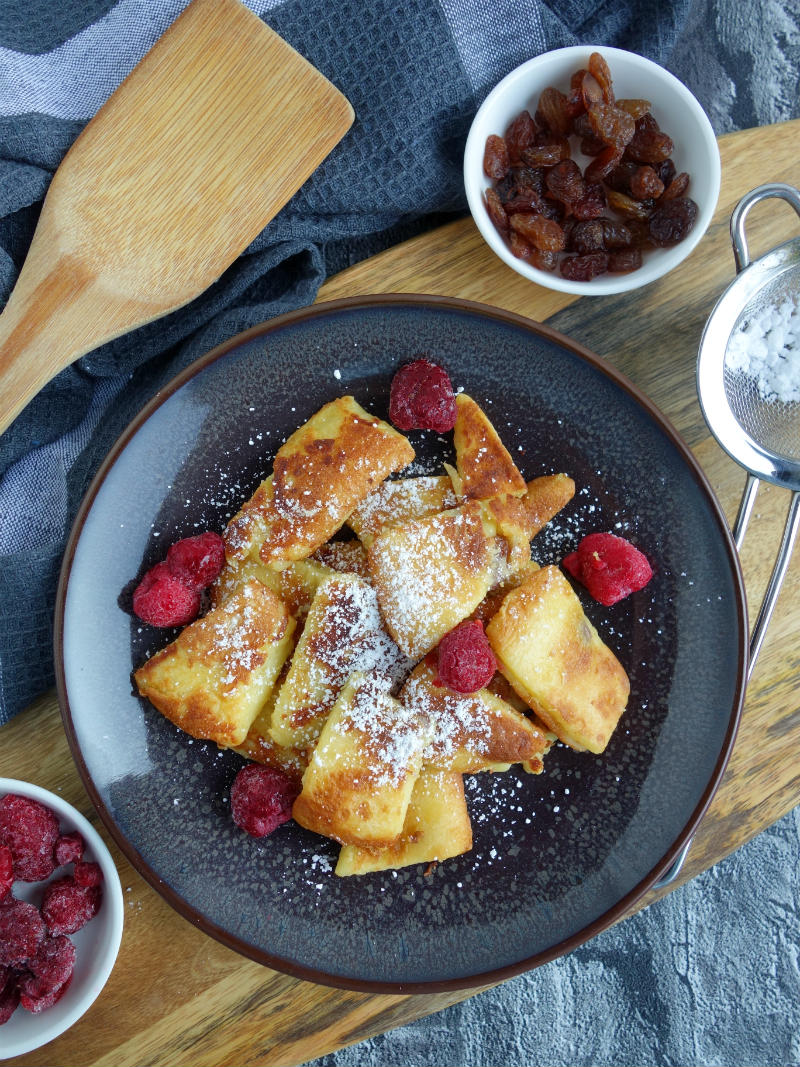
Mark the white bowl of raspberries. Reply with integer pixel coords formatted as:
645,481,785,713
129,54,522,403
0,779,123,1058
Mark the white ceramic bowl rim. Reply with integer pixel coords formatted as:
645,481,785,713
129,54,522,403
464,45,722,296
0,778,124,1060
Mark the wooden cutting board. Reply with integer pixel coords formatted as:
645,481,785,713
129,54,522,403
5,118,800,1067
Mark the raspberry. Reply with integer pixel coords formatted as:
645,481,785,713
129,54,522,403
54,831,85,867
0,846,12,900
132,561,201,628
73,860,103,888
231,764,299,838
562,531,653,606
25,933,76,993
166,531,225,591
0,898,46,966
19,972,73,1014
0,794,59,882
389,358,457,433
434,619,497,694
0,966,20,1025
41,877,102,936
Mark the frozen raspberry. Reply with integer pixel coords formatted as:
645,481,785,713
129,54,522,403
73,860,103,888
0,794,59,882
41,877,102,936
562,532,653,606
0,898,46,966
166,531,225,591
231,764,299,838
25,934,76,992
19,972,72,1014
132,561,201,628
435,619,497,694
54,831,85,867
0,966,20,1025
389,358,457,433
0,846,12,900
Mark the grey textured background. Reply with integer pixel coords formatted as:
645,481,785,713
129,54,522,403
306,2,800,1065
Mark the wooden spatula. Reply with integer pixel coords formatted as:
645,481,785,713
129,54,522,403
0,0,354,435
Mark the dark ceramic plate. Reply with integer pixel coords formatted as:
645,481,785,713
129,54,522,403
56,296,746,992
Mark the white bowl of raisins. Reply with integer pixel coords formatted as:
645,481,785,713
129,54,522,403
464,46,721,294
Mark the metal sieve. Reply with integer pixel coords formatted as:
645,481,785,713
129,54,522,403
697,182,800,678
655,184,800,892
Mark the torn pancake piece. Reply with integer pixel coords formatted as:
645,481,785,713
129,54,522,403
367,501,499,660
485,565,630,754
269,573,411,752
134,579,295,747
452,393,527,500
223,396,414,567
292,672,430,849
348,475,457,548
401,659,554,773
335,769,472,876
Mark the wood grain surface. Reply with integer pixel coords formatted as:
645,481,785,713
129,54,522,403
4,119,800,1067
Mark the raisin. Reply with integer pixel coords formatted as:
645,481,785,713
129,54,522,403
521,137,570,167
483,134,510,180
509,213,566,252
505,110,536,165
625,113,674,163
608,248,643,272
484,188,510,239
569,219,606,254
0,794,59,883
572,112,594,140
509,230,534,261
572,183,606,219
166,532,225,591
389,359,457,433
545,160,585,206
648,197,698,246
601,219,634,249
587,104,635,148
661,171,690,201
606,188,653,221
529,248,559,272
580,135,606,157
434,620,496,694
616,98,651,119
580,71,604,110
563,532,652,605
231,764,299,838
630,166,665,200
654,158,677,185
588,52,615,104
584,145,623,183
537,87,572,137
605,160,638,193
560,252,609,280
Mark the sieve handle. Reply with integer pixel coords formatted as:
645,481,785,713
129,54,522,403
731,182,800,272
741,486,800,679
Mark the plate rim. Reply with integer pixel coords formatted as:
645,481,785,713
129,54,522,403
54,293,748,993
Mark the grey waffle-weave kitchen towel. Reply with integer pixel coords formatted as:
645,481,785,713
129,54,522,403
0,0,797,722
